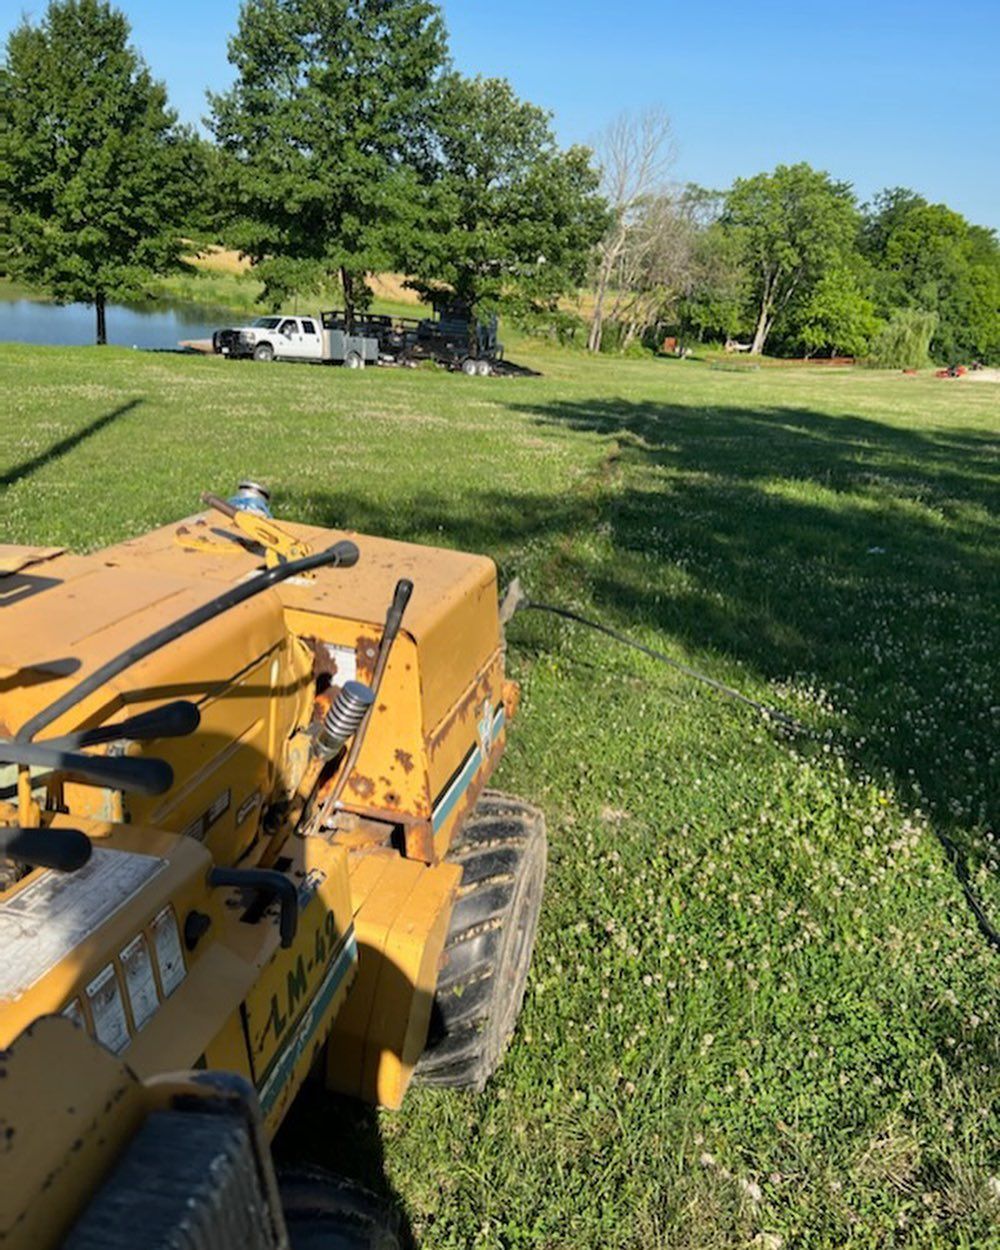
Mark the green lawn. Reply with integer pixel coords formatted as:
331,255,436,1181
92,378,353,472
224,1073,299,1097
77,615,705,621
1,342,998,1248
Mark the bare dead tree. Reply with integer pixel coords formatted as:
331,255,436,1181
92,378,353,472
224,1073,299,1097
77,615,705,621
604,192,699,349
587,107,676,353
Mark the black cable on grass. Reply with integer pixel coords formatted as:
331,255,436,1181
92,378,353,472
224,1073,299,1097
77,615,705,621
934,829,1000,953
509,590,1000,954
513,598,811,735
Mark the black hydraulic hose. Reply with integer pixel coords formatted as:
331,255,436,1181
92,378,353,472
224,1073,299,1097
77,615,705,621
513,594,1000,954
17,539,360,744
515,599,809,734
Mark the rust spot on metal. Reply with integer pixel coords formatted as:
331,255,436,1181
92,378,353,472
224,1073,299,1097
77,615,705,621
404,818,436,864
310,685,334,727
354,632,379,681
303,637,341,682
394,749,414,773
383,789,401,808
349,773,376,800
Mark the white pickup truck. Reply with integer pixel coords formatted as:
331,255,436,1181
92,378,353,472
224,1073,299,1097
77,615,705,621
212,315,378,367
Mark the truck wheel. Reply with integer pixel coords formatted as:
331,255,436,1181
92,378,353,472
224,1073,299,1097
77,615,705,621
344,351,364,369
415,790,546,1091
253,343,274,362
475,359,492,377
280,1169,401,1250
460,357,478,376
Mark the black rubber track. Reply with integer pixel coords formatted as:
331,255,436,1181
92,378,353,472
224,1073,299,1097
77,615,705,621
62,1109,276,1250
280,1168,402,1250
415,790,547,1091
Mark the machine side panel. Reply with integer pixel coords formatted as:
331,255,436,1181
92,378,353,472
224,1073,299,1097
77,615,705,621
0,1017,144,1250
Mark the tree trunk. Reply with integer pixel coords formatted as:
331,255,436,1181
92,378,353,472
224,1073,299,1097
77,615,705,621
95,292,107,346
588,272,608,353
750,300,770,355
340,267,354,330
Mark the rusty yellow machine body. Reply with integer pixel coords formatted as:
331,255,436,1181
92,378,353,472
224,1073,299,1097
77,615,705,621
1,1016,291,1249
0,501,518,1173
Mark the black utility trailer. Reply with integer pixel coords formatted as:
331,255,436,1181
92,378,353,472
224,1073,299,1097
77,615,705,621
321,299,503,376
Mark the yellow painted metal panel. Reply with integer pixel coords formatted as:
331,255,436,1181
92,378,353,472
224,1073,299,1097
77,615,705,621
0,825,212,1049
238,836,356,1132
364,859,461,1109
325,856,426,1099
325,855,459,1107
0,1017,143,1250
0,545,64,576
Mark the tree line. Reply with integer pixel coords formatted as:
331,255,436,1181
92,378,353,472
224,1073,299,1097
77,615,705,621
2,0,998,365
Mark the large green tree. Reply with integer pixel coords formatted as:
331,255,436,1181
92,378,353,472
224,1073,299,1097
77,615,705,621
722,163,859,355
403,74,607,313
862,189,1000,363
678,216,751,345
789,265,880,357
0,0,198,343
210,0,446,321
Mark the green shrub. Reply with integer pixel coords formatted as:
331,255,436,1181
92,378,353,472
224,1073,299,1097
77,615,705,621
866,308,937,368
511,306,586,347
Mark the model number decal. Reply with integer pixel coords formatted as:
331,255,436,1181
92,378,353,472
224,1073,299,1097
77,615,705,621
182,788,231,841
259,910,340,1050
236,789,262,827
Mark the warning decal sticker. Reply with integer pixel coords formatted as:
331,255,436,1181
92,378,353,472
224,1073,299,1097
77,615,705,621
86,963,130,1053
0,848,166,1002
151,905,186,996
62,997,85,1028
121,933,159,1030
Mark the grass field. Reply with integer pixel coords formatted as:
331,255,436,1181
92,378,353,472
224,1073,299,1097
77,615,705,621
146,257,433,320
1,341,998,1248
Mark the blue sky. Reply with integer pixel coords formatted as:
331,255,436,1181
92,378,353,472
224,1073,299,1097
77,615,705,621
4,0,998,228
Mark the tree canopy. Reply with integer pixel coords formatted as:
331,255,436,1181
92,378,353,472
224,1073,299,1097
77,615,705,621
403,74,607,313
722,163,859,355
861,189,1000,363
0,0,199,343
3,3,997,366
210,0,447,319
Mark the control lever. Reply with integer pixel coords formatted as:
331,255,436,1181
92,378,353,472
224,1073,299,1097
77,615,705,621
0,741,173,796
17,539,359,745
305,577,413,835
200,491,311,564
43,700,201,750
208,867,298,948
0,826,92,872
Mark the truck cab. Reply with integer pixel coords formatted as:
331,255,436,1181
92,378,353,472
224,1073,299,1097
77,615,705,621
213,315,378,367
213,315,323,363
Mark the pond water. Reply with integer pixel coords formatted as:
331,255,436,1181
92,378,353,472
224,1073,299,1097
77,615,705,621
0,291,238,350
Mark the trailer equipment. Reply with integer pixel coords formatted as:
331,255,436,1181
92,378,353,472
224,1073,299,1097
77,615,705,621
322,298,503,375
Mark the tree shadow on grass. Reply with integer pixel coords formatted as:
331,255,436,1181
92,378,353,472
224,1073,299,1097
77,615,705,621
509,395,998,856
284,395,997,887
0,399,142,491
